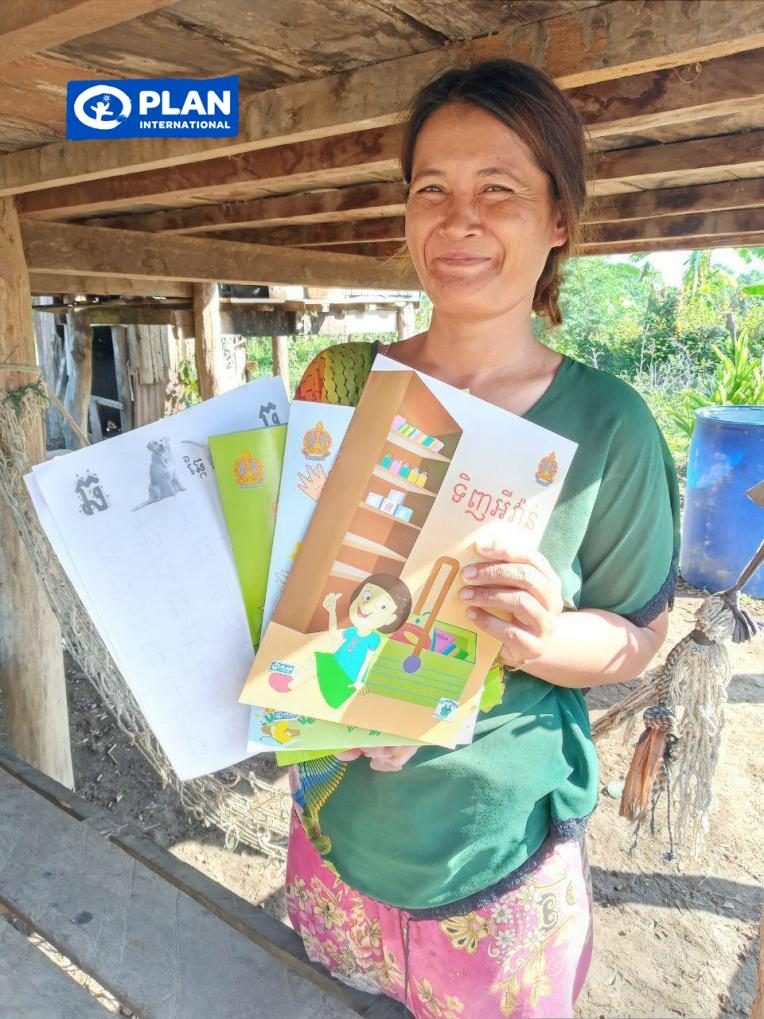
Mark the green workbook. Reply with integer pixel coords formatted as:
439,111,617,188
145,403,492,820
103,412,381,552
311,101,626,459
209,425,287,646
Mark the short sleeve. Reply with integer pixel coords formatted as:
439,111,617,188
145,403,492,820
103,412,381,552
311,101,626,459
577,402,680,626
369,632,382,651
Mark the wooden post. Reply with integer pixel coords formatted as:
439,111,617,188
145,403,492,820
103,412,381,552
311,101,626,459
62,307,92,448
33,295,65,449
272,335,290,393
111,325,133,432
396,303,416,341
0,195,74,788
192,282,222,400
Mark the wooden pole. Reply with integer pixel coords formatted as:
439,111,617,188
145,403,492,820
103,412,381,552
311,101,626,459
272,335,290,393
62,307,92,448
111,325,133,432
0,195,74,788
396,303,416,341
192,282,222,400
33,295,65,448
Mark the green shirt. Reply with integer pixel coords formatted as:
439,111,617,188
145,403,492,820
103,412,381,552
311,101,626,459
294,342,680,912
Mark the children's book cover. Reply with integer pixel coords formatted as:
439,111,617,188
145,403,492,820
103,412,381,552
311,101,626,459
239,356,577,748
247,707,420,753
261,402,354,632
25,377,289,781
250,401,421,756
209,425,287,646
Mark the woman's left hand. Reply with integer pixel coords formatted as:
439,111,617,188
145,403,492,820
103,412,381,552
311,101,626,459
460,535,564,669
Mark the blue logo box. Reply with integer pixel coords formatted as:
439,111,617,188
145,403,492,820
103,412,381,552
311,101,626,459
66,75,238,140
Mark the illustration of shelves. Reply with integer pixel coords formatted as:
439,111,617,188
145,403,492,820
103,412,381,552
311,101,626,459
297,370,463,634
371,465,438,496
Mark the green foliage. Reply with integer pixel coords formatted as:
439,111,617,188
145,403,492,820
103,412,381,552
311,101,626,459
669,331,764,437
634,384,692,469
233,250,763,477
167,358,201,412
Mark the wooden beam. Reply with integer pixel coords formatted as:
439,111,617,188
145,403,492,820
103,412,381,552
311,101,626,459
29,273,192,298
66,49,764,235
87,182,407,235
0,195,73,789
192,283,223,400
17,126,402,220
584,206,764,245
20,220,422,289
581,230,764,255
593,129,764,194
312,241,406,259
214,217,406,248
0,1,177,66
2,0,763,194
19,117,764,221
81,175,764,244
587,178,764,224
572,48,764,141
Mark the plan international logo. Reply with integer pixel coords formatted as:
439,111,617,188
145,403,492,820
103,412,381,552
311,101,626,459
66,75,238,139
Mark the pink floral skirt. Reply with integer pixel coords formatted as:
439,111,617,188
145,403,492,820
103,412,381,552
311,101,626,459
286,811,593,1018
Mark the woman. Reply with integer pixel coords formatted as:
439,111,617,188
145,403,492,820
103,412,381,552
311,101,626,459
285,59,679,1018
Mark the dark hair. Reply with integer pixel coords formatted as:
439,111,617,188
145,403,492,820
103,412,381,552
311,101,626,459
350,573,412,634
400,59,589,327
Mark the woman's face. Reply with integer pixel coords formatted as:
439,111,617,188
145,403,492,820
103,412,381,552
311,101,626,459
405,103,567,319
349,583,399,631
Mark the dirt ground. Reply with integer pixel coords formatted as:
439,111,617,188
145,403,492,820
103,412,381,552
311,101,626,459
2,581,762,1018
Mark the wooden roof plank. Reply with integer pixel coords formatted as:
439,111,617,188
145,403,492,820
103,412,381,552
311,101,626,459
87,182,408,234
210,217,407,248
83,176,764,242
18,126,764,221
29,272,193,297
587,178,764,223
2,0,764,194
20,220,420,289
591,129,764,193
585,205,764,243
575,48,764,139
581,230,764,254
0,1,178,66
16,126,403,219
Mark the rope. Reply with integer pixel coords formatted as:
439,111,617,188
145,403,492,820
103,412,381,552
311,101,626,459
0,380,290,859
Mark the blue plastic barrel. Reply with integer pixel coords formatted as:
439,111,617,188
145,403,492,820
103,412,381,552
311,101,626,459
680,406,764,597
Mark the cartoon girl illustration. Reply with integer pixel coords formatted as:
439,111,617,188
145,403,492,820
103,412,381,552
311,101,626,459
315,574,412,708
269,573,411,708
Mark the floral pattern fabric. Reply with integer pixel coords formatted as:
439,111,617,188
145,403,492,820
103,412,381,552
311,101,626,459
286,811,593,1018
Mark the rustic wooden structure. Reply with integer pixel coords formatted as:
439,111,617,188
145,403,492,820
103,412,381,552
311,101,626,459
0,746,399,1018
0,0,762,808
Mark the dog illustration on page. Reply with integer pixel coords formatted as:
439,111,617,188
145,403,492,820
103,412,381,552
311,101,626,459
133,437,187,511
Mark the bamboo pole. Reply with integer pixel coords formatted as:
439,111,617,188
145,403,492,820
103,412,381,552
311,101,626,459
0,195,73,788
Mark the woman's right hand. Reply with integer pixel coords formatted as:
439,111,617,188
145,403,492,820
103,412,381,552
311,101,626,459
335,746,419,772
